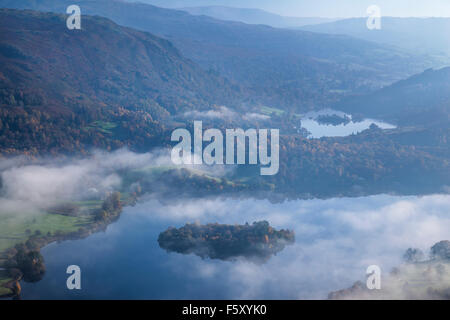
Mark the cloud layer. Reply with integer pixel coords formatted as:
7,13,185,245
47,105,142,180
1,150,449,299
128,194,450,299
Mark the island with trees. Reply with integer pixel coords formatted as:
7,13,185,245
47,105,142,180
316,114,351,126
158,221,295,263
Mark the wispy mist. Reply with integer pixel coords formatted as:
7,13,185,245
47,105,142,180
125,194,450,299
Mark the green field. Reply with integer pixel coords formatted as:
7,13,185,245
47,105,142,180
131,165,237,186
0,212,94,252
0,192,129,295
84,121,118,135
0,271,12,296
260,106,285,116
0,286,12,296
73,200,103,210
0,210,96,296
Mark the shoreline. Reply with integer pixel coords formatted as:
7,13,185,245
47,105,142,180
0,192,132,299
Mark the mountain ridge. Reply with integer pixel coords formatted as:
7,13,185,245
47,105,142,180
335,66,450,126
0,8,242,154
179,5,337,28
0,0,440,112
301,17,450,57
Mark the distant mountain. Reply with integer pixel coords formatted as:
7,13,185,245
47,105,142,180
0,9,240,154
0,0,439,112
180,6,336,28
335,67,450,126
301,17,450,57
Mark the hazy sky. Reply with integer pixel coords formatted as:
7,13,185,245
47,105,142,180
136,0,450,18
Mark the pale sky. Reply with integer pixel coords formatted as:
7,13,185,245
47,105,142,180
136,0,450,18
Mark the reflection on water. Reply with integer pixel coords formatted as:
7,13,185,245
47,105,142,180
300,109,396,139
158,221,295,263
19,194,450,300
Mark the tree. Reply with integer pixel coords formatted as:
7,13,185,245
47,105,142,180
14,247,46,282
95,210,108,222
403,248,424,263
431,241,450,260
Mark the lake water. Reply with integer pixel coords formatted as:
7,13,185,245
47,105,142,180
300,109,396,139
19,194,450,299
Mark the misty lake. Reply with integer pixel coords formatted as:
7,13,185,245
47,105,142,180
19,194,450,300
300,110,396,139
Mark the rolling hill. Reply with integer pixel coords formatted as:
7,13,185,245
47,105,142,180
0,0,440,112
0,9,241,154
335,67,450,126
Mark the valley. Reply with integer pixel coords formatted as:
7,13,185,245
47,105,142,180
0,1,449,300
